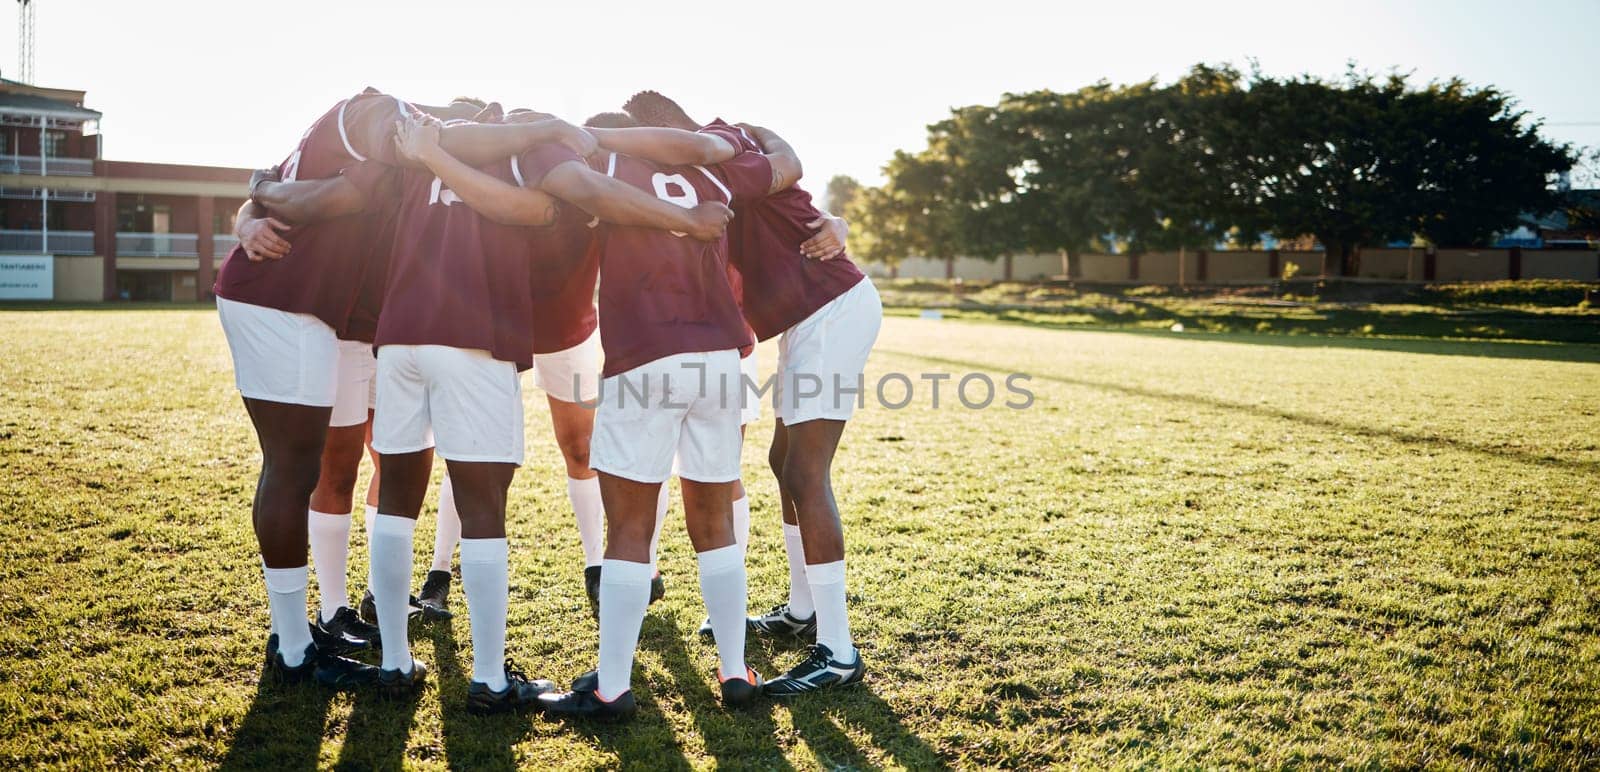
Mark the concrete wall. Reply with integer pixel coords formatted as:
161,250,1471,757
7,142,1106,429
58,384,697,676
1138,253,1180,284
1523,252,1599,280
1209,251,1270,282
1280,251,1322,280
1356,248,1418,281
53,255,102,301
1435,249,1509,281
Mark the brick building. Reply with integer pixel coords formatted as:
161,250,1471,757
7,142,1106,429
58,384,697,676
0,77,249,301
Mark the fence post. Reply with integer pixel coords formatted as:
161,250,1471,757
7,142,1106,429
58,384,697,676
944,255,954,280
1128,252,1140,281
1003,254,1013,281
1197,249,1209,283
1424,248,1437,281
1508,246,1522,280
1267,249,1280,280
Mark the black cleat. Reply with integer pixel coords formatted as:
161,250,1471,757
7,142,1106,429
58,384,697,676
466,659,556,715
569,669,598,692
719,667,765,708
697,616,715,638
417,570,453,620
314,653,382,690
311,606,380,654
377,658,429,699
584,566,602,619
265,634,317,684
650,571,666,604
747,603,817,639
764,644,865,698
538,686,637,721
358,589,422,626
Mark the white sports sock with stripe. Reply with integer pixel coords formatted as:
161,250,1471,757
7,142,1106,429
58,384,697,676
567,476,605,568
460,538,510,691
369,514,416,673
432,476,462,574
806,559,854,663
596,559,652,700
783,523,815,618
262,563,313,667
649,483,669,566
307,509,351,623
697,544,749,681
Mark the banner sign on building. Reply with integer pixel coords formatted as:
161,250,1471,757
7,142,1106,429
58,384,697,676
0,255,53,300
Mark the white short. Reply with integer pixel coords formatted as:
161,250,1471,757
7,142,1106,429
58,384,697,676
533,329,602,404
371,345,524,464
738,349,761,426
330,339,377,428
775,279,883,424
217,296,339,407
590,349,742,484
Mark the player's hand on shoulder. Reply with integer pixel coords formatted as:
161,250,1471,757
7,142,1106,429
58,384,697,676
734,122,768,150
801,215,848,260
392,118,441,164
685,201,735,242
238,216,292,261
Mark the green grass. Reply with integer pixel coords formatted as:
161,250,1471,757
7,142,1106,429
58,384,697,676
2,305,1599,769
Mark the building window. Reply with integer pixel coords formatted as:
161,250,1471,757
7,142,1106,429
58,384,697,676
43,130,64,157
0,131,8,156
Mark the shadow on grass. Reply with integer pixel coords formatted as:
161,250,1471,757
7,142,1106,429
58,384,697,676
333,670,423,770
883,348,1600,476
643,615,793,770
787,684,947,770
218,656,334,772
431,618,538,771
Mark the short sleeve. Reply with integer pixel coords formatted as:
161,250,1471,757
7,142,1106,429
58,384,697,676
515,143,585,190
341,93,437,166
698,123,761,154
713,152,773,205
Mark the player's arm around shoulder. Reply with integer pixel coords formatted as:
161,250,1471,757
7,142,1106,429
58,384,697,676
394,119,559,228
588,127,737,167
736,123,804,194
539,160,733,242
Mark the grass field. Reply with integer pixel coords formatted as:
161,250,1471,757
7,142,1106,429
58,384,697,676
3,302,1599,769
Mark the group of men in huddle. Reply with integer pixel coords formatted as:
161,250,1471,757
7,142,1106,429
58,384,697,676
213,88,882,720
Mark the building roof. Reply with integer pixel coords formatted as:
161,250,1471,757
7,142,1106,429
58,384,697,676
0,77,100,120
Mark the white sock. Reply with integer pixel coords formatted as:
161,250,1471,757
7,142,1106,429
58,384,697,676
567,476,605,568
783,523,815,618
307,509,352,623
596,558,652,700
697,544,748,681
432,476,462,574
369,514,417,673
649,482,669,567
460,538,510,691
363,504,377,539
806,560,854,662
732,495,751,552
262,563,313,667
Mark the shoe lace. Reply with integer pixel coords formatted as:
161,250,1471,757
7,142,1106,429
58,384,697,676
765,603,791,617
503,658,528,684
789,645,831,676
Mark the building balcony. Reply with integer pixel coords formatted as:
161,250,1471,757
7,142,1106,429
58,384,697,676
0,230,237,258
115,232,238,258
0,156,95,176
0,229,94,254
0,185,95,201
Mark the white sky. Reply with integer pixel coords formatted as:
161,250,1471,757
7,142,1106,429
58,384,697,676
10,0,1597,189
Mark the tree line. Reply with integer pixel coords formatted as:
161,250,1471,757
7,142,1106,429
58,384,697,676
828,65,1578,277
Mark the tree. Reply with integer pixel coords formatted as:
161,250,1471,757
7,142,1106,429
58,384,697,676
822,175,862,216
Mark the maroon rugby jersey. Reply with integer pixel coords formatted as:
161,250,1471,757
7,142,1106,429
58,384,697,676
374,141,579,370
589,150,769,378
700,120,866,341
214,89,415,338
523,144,601,355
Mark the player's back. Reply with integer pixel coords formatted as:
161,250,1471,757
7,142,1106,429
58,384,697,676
699,119,865,341
589,151,752,378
